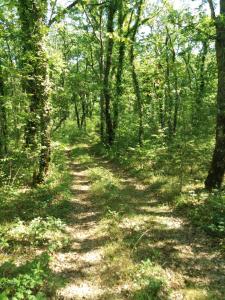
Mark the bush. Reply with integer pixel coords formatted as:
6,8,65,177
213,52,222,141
0,253,54,299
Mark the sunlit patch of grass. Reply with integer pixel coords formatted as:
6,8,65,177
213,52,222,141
102,242,135,285
88,166,121,202
181,288,222,300
96,207,170,299
0,217,70,253
132,259,169,300
70,144,93,164
96,209,134,289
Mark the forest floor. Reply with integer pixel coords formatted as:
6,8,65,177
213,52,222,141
53,141,225,300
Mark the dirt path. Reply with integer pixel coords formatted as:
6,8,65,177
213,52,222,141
53,143,225,300
53,145,106,299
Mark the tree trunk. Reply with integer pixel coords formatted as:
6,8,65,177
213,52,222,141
194,40,208,126
81,94,86,129
129,0,144,147
130,44,144,147
74,95,81,129
113,0,125,133
103,0,117,146
98,8,105,142
113,41,125,132
18,0,51,184
205,7,225,189
0,60,7,157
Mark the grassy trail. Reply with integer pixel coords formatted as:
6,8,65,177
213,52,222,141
53,142,225,300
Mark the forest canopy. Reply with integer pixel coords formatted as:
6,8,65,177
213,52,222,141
0,0,225,299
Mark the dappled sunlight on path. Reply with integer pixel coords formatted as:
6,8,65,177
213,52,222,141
53,143,225,300
53,146,106,299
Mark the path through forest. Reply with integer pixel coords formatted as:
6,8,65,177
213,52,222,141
53,143,225,300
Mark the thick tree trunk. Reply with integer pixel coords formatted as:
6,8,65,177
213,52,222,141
18,0,51,184
205,14,225,190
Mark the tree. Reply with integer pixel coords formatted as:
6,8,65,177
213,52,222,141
129,0,144,146
103,0,118,146
17,0,50,184
0,58,7,157
205,0,225,190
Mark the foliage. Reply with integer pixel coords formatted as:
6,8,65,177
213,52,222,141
0,144,71,298
0,253,52,299
1,0,225,298
179,191,225,238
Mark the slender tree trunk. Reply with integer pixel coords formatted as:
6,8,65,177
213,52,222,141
99,8,105,142
164,29,173,137
205,3,225,189
81,94,86,129
113,41,125,132
171,46,180,134
130,44,143,146
113,0,125,134
0,60,7,157
103,0,117,146
197,41,208,103
74,95,81,129
129,0,144,146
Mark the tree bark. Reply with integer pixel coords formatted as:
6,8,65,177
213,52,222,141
130,44,144,147
129,0,144,147
0,60,7,157
205,1,225,189
103,0,117,146
18,0,51,184
113,0,125,133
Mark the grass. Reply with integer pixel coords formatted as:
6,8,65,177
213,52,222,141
0,142,73,299
90,134,225,244
87,162,171,299
0,125,224,299
87,136,225,299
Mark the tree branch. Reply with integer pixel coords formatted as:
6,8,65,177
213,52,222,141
207,0,216,19
48,0,80,26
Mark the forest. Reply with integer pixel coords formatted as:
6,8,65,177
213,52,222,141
0,0,225,299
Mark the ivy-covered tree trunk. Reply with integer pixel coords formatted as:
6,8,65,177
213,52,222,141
0,60,7,157
205,1,225,189
17,0,50,184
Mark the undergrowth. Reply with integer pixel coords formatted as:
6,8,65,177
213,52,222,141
88,152,224,299
0,142,72,299
90,135,225,245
